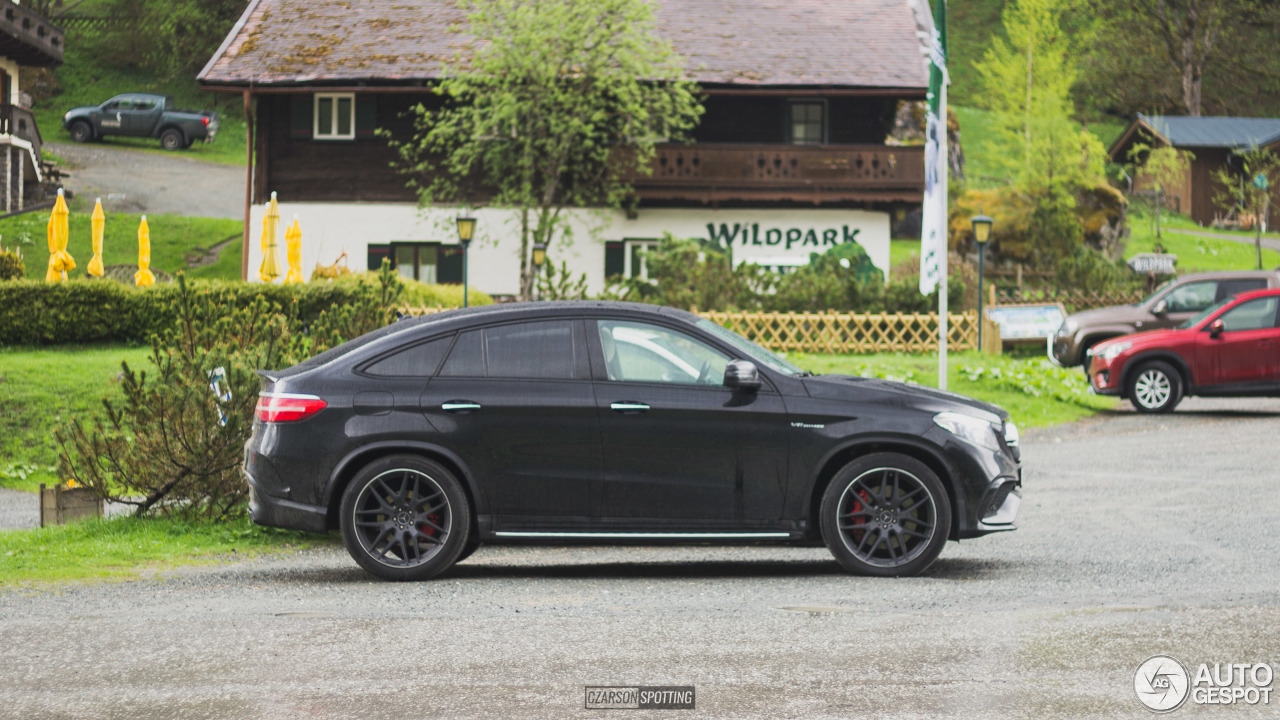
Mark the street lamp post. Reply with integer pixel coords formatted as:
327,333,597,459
532,243,547,301
455,216,476,308
970,213,994,353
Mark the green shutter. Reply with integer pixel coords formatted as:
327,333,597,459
356,96,378,138
290,96,313,139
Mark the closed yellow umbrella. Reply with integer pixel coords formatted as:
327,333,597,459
135,215,155,287
87,198,105,278
258,191,281,283
283,215,304,284
45,188,74,282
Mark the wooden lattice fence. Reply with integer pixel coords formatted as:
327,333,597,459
994,287,1145,314
402,306,981,353
698,311,979,353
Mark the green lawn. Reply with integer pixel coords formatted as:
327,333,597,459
0,210,243,281
1125,208,1280,272
791,351,1116,428
0,515,327,585
0,344,152,492
34,38,247,166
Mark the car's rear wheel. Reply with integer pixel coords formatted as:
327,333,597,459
159,128,184,150
1127,360,1182,413
339,455,471,581
68,121,92,143
820,453,950,577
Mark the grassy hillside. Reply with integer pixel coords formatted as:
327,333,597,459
33,42,246,166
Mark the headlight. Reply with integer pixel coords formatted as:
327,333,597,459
933,411,1001,451
1094,341,1132,361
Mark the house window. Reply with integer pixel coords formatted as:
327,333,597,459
314,93,355,140
624,239,658,280
393,243,439,283
788,100,826,145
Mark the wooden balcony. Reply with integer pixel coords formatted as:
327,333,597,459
627,143,924,205
0,1,63,67
0,104,42,158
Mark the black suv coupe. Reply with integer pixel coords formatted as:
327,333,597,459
245,302,1022,580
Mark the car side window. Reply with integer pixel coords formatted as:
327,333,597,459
1216,279,1267,301
484,320,581,379
103,100,122,111
599,320,729,385
1217,297,1280,332
439,329,483,377
363,336,453,377
1163,281,1217,313
133,100,156,112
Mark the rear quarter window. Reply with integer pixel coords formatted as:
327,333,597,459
361,336,453,377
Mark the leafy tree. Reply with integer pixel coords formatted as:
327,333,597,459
1076,0,1280,117
1126,143,1194,238
1211,146,1280,269
82,0,249,80
390,0,702,300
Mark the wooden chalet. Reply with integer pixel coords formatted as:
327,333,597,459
199,0,935,293
1110,114,1280,229
0,0,62,213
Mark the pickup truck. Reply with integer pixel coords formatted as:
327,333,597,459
62,93,219,150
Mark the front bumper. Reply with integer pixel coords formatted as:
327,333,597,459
1085,356,1124,396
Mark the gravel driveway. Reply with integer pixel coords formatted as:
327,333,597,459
49,141,243,219
2,397,1278,719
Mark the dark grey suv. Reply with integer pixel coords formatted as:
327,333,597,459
245,302,1022,580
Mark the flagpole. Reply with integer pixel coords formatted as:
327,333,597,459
937,71,949,390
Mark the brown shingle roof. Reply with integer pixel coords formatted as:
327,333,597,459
199,0,929,89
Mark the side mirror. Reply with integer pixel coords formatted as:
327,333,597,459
1152,300,1168,315
723,360,762,391
1209,318,1225,338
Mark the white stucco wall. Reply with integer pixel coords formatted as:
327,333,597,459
246,202,891,297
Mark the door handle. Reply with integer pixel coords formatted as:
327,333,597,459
610,402,650,413
441,401,481,413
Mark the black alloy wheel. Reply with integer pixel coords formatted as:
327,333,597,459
159,128,184,151
339,455,471,581
820,453,951,577
1127,360,1182,413
68,121,92,143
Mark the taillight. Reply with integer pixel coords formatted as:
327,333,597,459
256,393,327,423
202,116,210,126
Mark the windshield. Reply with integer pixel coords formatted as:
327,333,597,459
1177,297,1232,329
695,318,806,376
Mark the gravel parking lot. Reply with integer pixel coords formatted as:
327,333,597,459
2,397,1278,719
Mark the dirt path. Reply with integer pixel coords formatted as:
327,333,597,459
1169,227,1280,254
49,141,244,220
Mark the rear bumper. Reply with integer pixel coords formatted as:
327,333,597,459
247,482,328,533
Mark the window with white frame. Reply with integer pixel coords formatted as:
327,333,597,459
623,239,659,280
314,93,355,140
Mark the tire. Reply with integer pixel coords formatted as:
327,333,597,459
68,121,93,143
820,452,951,577
160,128,184,151
1127,360,1183,413
455,536,482,563
339,455,472,581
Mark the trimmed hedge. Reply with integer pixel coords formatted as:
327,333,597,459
0,278,468,346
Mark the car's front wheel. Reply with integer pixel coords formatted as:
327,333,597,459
339,455,471,581
1127,360,1182,413
820,453,951,577
68,121,92,143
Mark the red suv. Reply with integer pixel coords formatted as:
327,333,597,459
1086,288,1280,412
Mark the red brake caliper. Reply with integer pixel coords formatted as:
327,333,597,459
848,490,871,544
